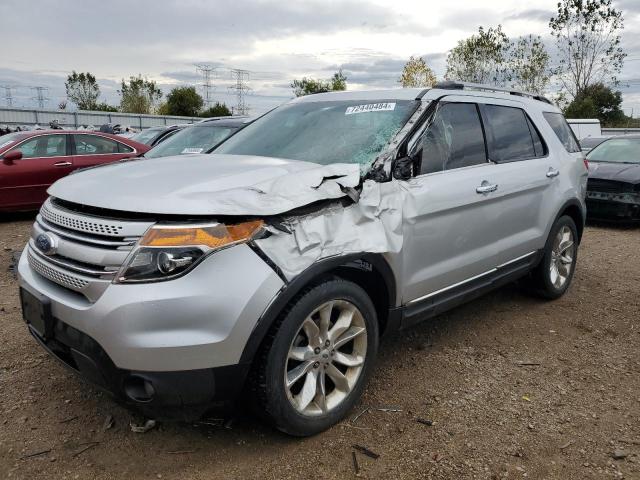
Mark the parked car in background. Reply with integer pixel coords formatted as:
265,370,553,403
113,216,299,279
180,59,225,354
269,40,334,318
0,131,149,211
130,124,188,147
586,136,640,221
18,83,587,436
143,117,248,159
580,136,608,153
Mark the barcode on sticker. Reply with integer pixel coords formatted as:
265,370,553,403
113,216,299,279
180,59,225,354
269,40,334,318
181,147,203,154
345,103,396,115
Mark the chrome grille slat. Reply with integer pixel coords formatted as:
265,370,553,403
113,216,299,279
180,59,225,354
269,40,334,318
36,216,136,248
28,242,117,278
28,249,90,291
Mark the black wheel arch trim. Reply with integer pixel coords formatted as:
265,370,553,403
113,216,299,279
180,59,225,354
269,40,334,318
554,197,586,243
238,252,397,365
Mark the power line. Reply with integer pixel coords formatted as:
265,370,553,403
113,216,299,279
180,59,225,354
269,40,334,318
195,64,217,108
228,69,251,116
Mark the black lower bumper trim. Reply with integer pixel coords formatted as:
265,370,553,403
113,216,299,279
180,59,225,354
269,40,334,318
28,319,249,421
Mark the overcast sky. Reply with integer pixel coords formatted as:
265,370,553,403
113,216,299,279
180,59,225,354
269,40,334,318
1,0,640,115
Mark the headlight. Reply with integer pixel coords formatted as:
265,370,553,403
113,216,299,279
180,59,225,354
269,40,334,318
115,220,264,283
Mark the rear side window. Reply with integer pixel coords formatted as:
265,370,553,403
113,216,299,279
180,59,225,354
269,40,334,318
419,102,487,174
543,112,581,153
482,105,543,162
117,142,134,153
73,135,120,155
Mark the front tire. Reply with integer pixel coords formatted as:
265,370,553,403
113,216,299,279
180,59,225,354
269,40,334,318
531,215,578,299
251,279,379,436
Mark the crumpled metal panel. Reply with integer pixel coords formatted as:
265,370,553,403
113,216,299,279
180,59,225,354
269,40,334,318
256,179,417,279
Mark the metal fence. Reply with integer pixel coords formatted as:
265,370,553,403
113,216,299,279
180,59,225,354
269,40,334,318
0,107,202,130
601,127,640,136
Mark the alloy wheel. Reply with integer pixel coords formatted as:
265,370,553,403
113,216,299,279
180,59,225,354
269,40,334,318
549,225,575,289
284,300,368,417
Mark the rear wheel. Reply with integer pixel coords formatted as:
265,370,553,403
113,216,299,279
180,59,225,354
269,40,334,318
531,215,578,299
251,279,378,436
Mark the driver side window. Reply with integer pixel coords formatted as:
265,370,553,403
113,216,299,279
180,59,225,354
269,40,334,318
417,102,487,175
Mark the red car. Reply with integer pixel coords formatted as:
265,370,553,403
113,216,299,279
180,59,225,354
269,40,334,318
0,130,150,212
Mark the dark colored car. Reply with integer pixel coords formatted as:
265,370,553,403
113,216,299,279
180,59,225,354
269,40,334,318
129,124,188,147
143,117,248,159
586,136,640,221
580,136,608,153
0,131,150,212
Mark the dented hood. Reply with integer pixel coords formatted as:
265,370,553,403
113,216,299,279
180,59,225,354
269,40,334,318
588,161,640,184
48,154,361,216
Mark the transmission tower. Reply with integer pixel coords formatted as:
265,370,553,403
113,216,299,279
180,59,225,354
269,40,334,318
31,86,50,109
195,64,216,108
228,69,251,115
1,85,18,107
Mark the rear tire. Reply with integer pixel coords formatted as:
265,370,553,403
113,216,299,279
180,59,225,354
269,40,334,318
531,215,578,299
250,278,379,436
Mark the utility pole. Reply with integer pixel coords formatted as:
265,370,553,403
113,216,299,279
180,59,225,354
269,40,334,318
229,69,251,116
30,86,50,109
195,64,216,109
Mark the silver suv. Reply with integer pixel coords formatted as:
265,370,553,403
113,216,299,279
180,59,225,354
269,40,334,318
18,82,588,436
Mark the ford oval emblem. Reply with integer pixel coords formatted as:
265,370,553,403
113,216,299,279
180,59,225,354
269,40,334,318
35,232,58,256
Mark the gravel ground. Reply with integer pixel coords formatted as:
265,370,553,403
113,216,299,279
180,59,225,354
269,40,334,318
0,214,638,480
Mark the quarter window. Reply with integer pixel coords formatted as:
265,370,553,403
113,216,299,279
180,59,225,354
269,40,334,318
482,105,542,162
12,135,67,158
543,112,581,153
73,135,122,155
419,102,487,174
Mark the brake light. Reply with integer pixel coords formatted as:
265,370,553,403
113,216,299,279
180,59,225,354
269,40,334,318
583,158,589,171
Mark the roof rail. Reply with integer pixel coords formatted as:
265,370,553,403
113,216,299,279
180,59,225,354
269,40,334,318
434,81,553,105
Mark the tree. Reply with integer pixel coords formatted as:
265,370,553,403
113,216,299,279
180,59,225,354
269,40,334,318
291,70,348,97
165,86,204,117
200,102,232,117
509,35,550,94
93,102,118,112
330,69,347,91
118,75,162,114
65,71,100,110
399,56,437,88
445,25,511,85
564,83,625,125
550,0,626,99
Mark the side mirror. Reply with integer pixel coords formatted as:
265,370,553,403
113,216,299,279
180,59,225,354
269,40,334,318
2,149,22,165
392,155,415,180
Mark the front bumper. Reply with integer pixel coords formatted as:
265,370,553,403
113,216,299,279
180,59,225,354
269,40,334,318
18,243,285,418
586,191,640,221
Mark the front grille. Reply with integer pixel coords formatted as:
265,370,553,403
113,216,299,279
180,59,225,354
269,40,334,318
28,249,90,291
41,201,124,236
587,179,628,194
28,198,154,301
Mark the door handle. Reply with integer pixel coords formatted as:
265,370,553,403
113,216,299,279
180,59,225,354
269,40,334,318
54,161,73,167
476,181,498,194
546,168,560,178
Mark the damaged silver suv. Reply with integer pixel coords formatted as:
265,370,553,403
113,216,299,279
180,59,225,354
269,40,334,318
18,82,588,436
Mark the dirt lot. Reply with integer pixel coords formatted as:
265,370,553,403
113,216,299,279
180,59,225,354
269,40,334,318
0,215,638,480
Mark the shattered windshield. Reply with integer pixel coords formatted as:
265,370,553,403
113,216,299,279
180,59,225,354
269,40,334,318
214,99,417,167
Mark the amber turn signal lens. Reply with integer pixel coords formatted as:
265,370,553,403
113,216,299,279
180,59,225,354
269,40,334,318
140,220,264,249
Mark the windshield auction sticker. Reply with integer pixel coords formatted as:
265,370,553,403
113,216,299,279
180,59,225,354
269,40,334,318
345,102,396,115
181,147,204,154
